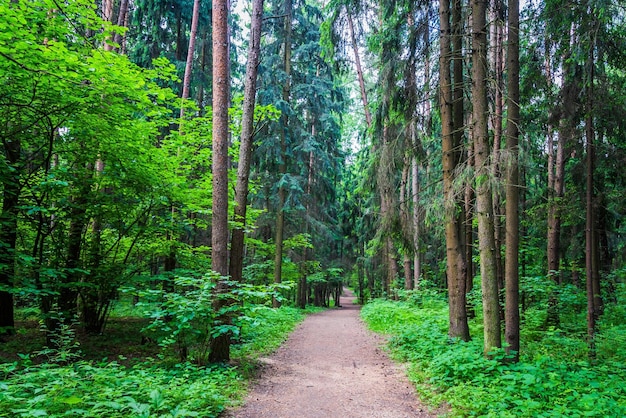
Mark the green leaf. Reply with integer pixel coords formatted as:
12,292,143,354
61,395,83,405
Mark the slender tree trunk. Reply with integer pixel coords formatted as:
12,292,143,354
490,3,505,313
441,0,469,341
400,156,412,290
299,147,315,308
465,141,475,318
82,160,106,334
411,153,421,288
347,11,371,128
472,0,501,355
504,0,520,361
180,0,201,120
113,0,129,52
585,36,598,358
229,0,264,286
273,0,292,308
208,0,231,363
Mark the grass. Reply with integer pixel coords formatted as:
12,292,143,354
0,300,314,417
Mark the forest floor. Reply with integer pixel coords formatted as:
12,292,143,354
223,289,439,418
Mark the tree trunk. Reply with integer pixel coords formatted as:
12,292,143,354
472,0,501,355
347,11,371,128
208,0,231,363
180,0,201,120
441,0,469,341
490,3,505,317
400,155,412,290
465,141,475,319
273,0,292,308
229,0,264,285
113,0,130,52
504,0,520,361
585,36,598,358
411,154,421,288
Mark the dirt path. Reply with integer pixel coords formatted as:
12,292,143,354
224,289,435,418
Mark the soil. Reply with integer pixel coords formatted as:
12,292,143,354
224,289,437,418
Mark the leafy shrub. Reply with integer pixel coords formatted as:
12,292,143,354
361,293,626,417
0,360,240,417
0,303,308,417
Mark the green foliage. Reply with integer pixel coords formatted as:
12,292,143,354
0,304,309,417
361,294,626,417
124,272,292,363
0,359,241,417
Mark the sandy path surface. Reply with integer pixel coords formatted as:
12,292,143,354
223,289,435,418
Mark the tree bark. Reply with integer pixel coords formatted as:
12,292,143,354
180,0,201,120
229,0,264,286
472,0,501,355
273,0,292,308
441,0,469,341
505,0,520,361
113,0,130,52
585,35,598,358
208,0,231,363
490,3,505,313
347,11,371,128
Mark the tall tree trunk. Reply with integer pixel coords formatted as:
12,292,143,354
347,11,371,128
229,0,264,286
490,3,505,312
441,0,469,341
585,35,598,358
411,150,421,288
180,0,201,120
208,0,231,363
273,0,292,308
413,11,430,289
472,0,501,355
0,137,20,336
400,155,412,290
504,0,520,361
299,147,315,308
465,141,475,318
81,160,106,334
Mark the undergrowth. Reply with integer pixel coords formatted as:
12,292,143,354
0,305,308,417
361,286,626,417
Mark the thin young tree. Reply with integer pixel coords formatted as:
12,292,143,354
272,0,292,308
504,0,520,361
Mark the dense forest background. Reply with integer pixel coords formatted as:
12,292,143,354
1,0,625,415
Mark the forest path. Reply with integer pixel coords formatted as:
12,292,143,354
223,289,435,418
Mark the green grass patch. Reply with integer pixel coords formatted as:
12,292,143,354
0,305,310,417
361,296,626,417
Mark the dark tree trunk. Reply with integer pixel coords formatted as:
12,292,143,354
504,0,520,361
229,0,264,285
113,0,130,51
441,0,469,341
273,0,292,308
585,38,599,358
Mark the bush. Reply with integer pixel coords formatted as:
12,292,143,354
361,294,626,417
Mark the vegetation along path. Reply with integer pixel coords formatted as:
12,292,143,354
226,289,433,417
